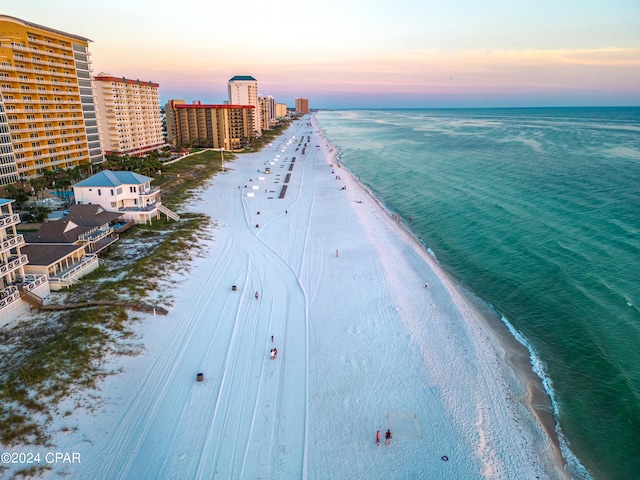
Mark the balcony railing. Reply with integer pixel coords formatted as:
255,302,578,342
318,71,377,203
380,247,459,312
0,286,20,310
0,254,28,276
0,214,20,228
48,254,98,289
0,234,25,253
78,225,113,243
20,274,48,292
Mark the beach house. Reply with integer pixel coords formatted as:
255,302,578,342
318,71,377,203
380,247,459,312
72,170,179,224
0,198,50,325
21,240,97,292
20,204,124,291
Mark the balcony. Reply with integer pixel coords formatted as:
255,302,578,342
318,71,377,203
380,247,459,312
47,254,98,290
0,64,77,78
2,76,78,88
0,254,29,276
0,213,20,229
0,286,21,310
2,42,73,60
0,234,25,253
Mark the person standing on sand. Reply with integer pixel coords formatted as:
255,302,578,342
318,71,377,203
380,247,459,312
385,429,392,445
376,430,381,446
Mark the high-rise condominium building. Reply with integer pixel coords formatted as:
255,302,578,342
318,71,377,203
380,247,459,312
93,73,165,156
228,75,261,136
295,97,309,114
165,100,255,150
275,103,287,118
0,15,103,185
258,95,276,131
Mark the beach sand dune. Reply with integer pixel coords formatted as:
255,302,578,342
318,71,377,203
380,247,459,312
40,115,566,479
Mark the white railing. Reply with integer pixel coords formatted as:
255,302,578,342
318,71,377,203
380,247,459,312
0,254,28,275
21,274,48,292
78,225,113,243
0,234,25,252
157,204,180,221
0,287,20,310
0,214,20,228
48,254,98,288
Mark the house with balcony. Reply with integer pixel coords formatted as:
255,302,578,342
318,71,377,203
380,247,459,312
26,204,124,254
21,204,125,291
72,170,179,224
0,198,50,326
20,242,97,292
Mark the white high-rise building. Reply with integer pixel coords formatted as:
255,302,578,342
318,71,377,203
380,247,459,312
93,73,165,156
228,75,261,136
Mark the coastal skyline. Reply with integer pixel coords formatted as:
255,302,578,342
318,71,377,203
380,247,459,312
4,0,640,108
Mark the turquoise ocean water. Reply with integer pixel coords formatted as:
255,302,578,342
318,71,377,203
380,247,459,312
316,108,640,480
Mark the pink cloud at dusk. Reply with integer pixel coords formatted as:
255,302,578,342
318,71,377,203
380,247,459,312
136,47,640,108
4,0,639,108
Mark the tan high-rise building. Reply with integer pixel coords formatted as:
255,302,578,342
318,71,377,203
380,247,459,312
275,102,288,118
166,100,255,150
295,97,309,114
228,75,261,136
0,15,103,185
258,95,275,131
93,73,164,156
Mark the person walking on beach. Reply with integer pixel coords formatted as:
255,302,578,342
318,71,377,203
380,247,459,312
385,429,392,445
376,430,381,446
424,281,429,289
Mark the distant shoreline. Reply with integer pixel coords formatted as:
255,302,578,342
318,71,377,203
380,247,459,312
313,105,640,112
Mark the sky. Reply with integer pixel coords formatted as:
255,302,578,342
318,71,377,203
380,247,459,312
3,0,640,108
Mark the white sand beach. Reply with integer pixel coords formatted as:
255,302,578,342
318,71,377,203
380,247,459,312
28,114,568,479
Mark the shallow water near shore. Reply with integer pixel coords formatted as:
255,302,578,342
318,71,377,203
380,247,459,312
316,107,640,480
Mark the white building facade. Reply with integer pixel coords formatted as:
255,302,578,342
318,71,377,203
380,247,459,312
0,198,49,325
93,74,165,156
73,170,179,224
228,75,261,136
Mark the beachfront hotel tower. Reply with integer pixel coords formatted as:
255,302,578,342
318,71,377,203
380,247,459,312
295,97,309,114
93,73,165,156
165,100,255,151
0,15,103,185
228,75,261,136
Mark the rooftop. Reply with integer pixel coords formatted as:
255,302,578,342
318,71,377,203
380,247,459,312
229,75,257,82
0,14,92,43
74,170,152,188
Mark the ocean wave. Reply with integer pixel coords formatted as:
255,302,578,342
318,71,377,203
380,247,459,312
499,315,593,480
